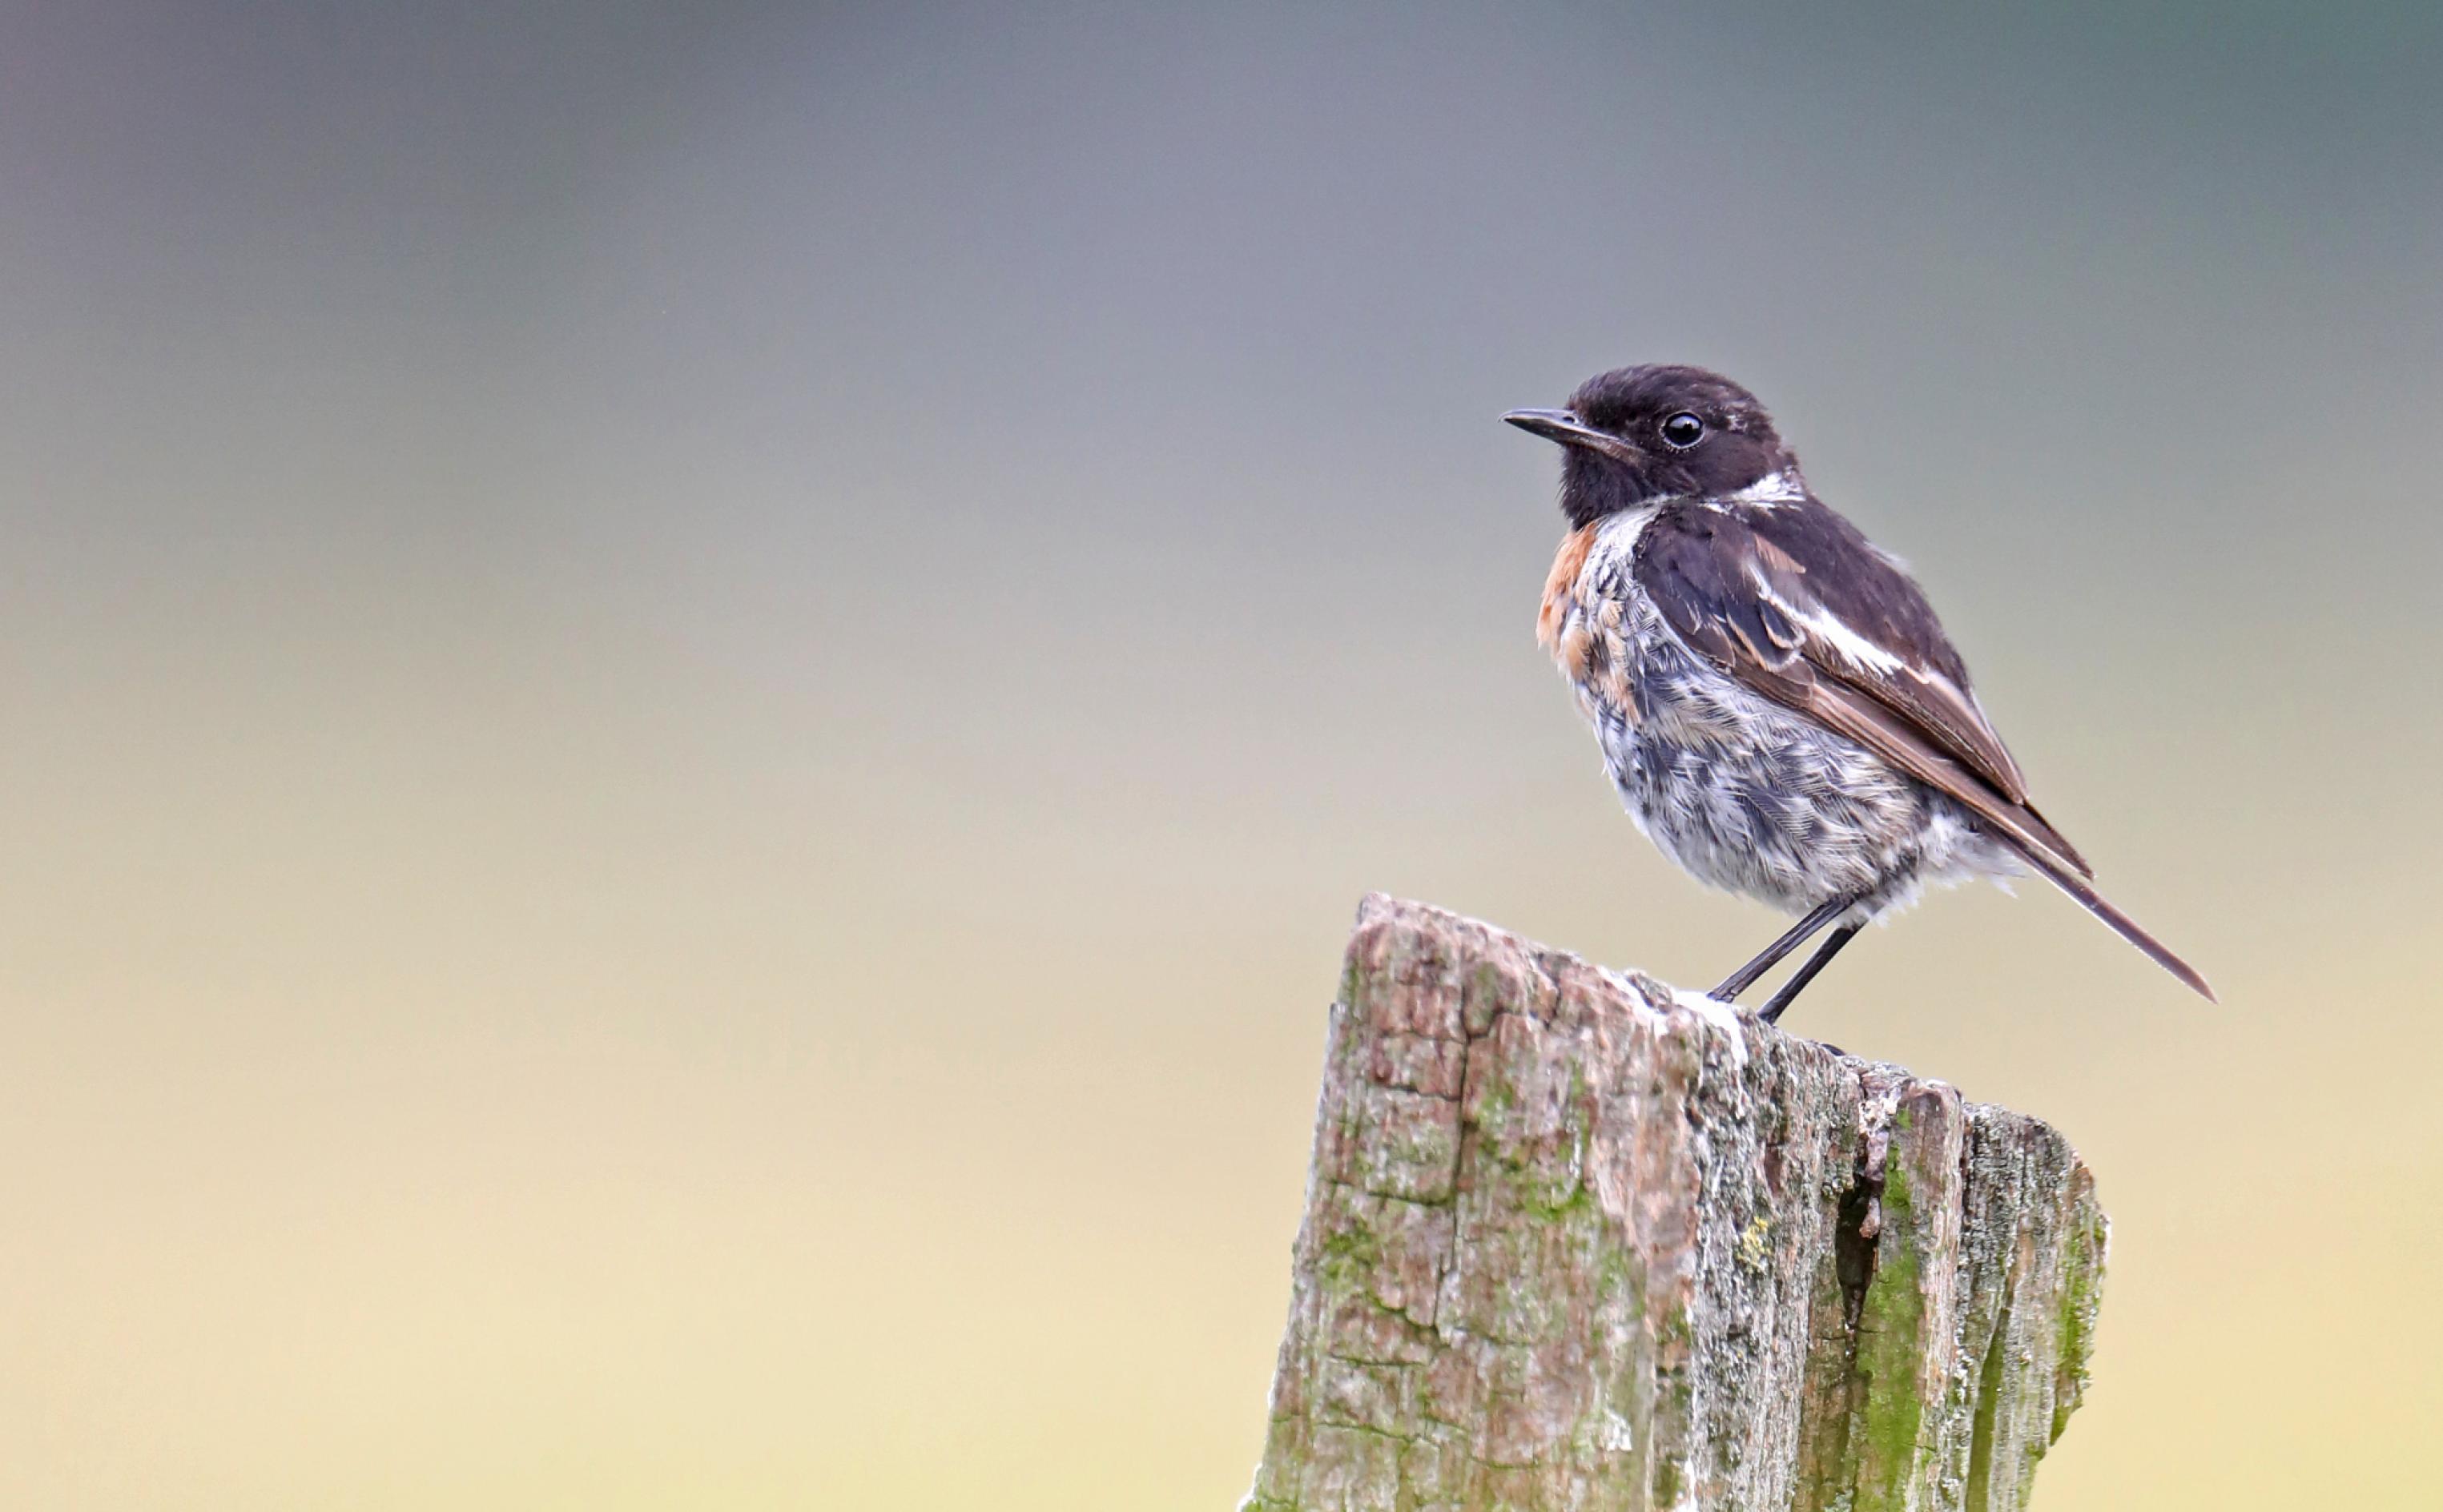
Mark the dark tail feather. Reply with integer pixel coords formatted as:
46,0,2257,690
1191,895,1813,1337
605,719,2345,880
2014,798,2093,879
2009,841,2216,1002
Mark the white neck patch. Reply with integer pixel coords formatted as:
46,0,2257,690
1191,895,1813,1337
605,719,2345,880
1725,471,1806,506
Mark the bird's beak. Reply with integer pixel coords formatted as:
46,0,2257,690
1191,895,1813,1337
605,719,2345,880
1502,408,1642,464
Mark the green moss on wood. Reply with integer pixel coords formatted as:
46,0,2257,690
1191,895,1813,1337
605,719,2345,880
1852,1105,1927,1510
2053,1204,2107,1444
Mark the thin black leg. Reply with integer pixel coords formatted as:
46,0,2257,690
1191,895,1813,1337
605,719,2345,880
1758,923,1862,1024
1710,893,1859,1003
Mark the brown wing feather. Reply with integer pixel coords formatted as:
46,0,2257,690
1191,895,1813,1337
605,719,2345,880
1789,674,2091,881
1743,513,2031,798
1636,501,2093,878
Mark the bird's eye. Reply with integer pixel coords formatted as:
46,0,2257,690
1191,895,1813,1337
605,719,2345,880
1660,412,1705,449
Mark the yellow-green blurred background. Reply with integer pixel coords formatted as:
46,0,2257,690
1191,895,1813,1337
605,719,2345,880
4,2,2438,1506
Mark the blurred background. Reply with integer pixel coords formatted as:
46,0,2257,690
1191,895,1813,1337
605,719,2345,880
2,2,2437,1506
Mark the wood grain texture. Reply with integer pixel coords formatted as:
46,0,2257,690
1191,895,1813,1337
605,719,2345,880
1245,896,2105,1512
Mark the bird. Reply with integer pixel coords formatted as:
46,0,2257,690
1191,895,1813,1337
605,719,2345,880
1504,364,2212,1022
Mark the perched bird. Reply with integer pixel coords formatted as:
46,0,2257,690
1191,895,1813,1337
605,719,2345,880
1506,365,2212,1021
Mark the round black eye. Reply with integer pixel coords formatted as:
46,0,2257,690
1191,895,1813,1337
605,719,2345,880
1660,412,1705,449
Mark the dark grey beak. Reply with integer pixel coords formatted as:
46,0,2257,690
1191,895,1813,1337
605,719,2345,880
1503,408,1641,463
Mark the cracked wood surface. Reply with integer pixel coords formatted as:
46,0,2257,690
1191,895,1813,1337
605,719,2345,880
1244,895,2105,1512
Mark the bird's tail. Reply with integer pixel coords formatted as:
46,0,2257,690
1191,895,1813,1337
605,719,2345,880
2006,839,2216,1002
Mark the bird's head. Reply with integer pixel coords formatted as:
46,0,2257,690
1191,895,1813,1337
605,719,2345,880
1505,365,1798,529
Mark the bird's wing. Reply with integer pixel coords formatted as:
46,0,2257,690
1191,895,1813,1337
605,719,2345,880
1634,498,2092,879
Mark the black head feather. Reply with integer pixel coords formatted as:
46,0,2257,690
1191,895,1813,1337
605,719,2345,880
1519,365,1801,529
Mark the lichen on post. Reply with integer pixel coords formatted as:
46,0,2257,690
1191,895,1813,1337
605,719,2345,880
1244,895,2105,1512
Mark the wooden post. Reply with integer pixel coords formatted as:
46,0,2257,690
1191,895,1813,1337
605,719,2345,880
1245,896,2105,1512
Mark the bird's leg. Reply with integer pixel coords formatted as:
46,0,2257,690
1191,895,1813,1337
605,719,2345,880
1758,923,1863,1024
1709,893,1860,1002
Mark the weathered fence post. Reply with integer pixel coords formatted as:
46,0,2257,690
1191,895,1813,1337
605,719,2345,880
1245,895,2105,1512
